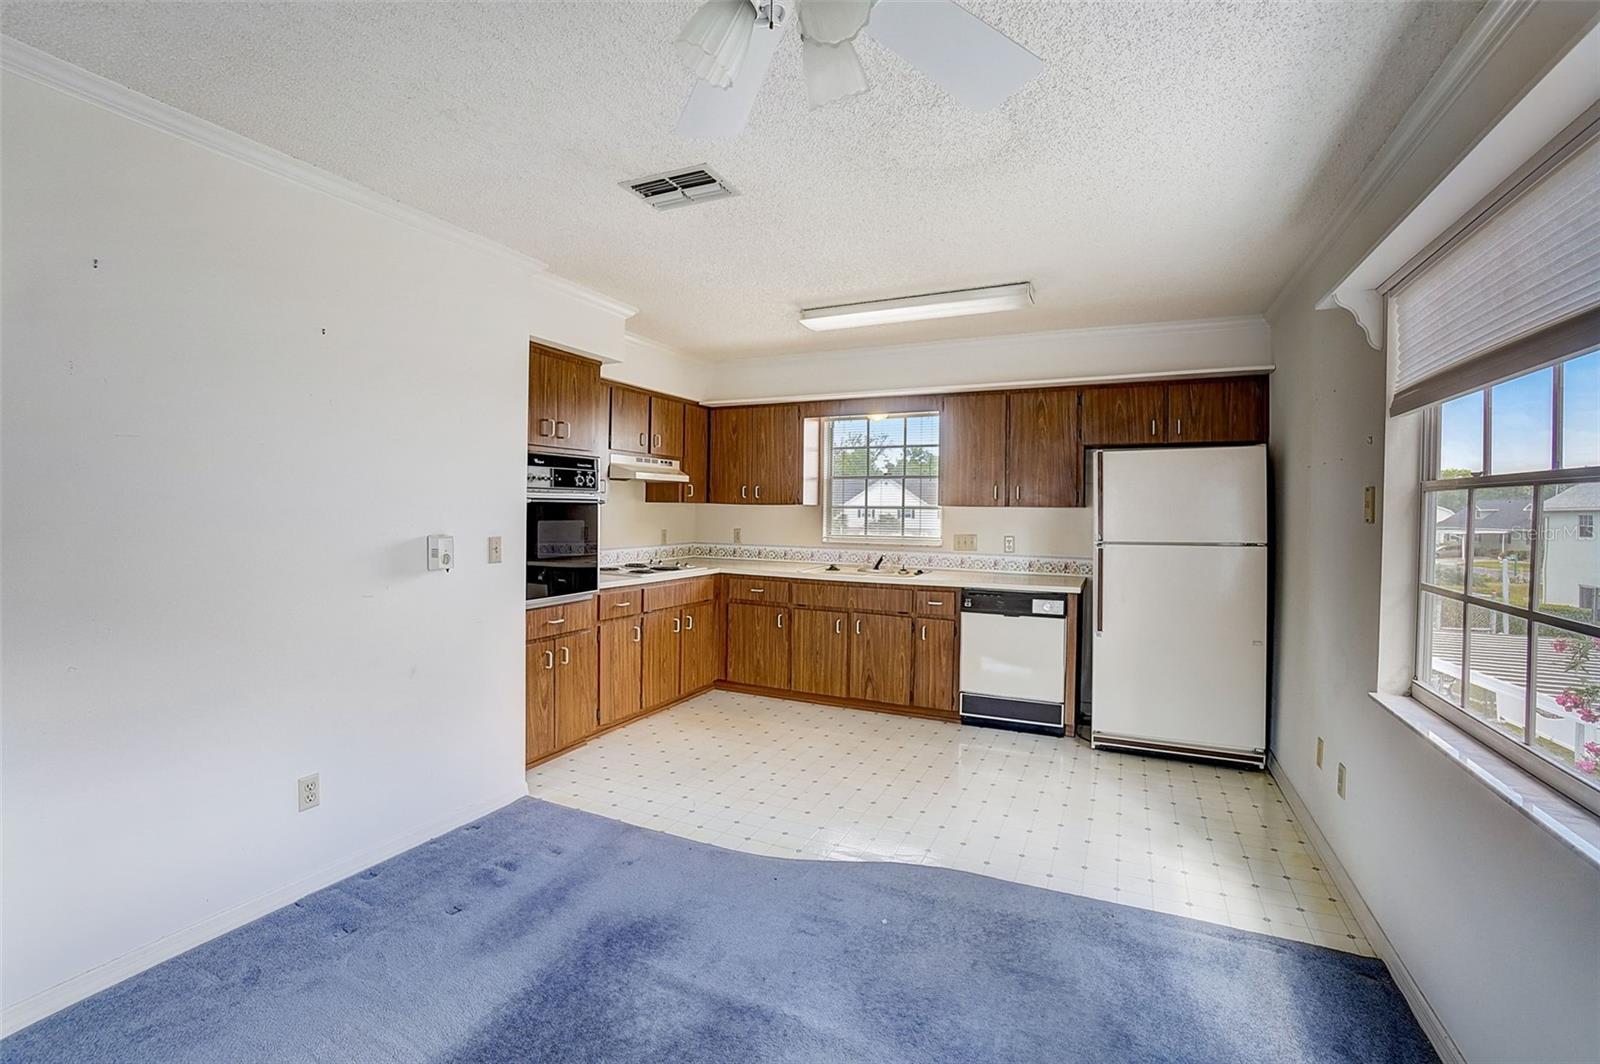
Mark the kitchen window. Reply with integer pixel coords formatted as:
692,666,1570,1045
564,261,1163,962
1415,349,1600,800
821,413,941,544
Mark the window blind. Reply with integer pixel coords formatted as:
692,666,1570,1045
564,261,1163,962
1389,132,1600,415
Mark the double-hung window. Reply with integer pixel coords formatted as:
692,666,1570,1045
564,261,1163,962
1415,350,1600,795
821,413,941,544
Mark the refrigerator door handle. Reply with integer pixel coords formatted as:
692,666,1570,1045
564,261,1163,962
1095,547,1104,635
1093,450,1104,543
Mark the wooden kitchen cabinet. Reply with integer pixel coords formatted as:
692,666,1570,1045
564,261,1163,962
529,344,604,454
647,403,707,504
791,608,850,698
1082,383,1166,446
710,404,801,504
610,386,652,454
641,608,682,712
1006,388,1080,506
650,395,685,459
599,616,642,726
726,603,790,687
849,612,913,705
1166,377,1266,443
940,392,1009,506
526,641,559,763
680,600,720,692
552,628,599,748
911,618,957,712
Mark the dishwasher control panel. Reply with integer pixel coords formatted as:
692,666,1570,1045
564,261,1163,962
961,590,1071,617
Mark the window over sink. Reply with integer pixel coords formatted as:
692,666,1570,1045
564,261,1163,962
821,413,941,544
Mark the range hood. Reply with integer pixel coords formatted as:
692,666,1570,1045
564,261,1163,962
607,454,690,483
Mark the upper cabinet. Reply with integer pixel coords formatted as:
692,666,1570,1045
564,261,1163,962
1006,388,1080,507
610,386,686,459
529,343,604,455
939,392,1009,506
1081,383,1168,446
710,404,801,504
646,402,709,503
1166,377,1266,444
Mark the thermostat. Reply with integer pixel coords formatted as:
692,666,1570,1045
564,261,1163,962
427,534,455,573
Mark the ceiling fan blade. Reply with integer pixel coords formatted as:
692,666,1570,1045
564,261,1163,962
677,12,792,137
866,0,1043,110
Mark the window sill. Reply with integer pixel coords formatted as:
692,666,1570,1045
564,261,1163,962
820,538,944,548
1368,690,1600,871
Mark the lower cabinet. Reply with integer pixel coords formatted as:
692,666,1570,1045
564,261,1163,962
643,599,721,712
680,600,721,692
849,612,913,705
599,616,642,726
911,618,957,711
727,602,791,688
792,608,849,697
527,628,598,763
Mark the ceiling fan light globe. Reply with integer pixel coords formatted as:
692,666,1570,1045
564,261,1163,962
796,0,875,45
801,38,868,109
676,0,757,89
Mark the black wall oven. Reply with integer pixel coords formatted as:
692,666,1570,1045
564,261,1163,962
526,452,600,602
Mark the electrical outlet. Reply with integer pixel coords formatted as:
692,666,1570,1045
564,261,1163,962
1315,737,1324,768
1336,763,1347,799
953,534,977,552
1003,535,1016,554
298,773,320,812
733,527,742,544
487,536,502,564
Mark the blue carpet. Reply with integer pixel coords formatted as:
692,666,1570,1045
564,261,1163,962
3,798,1434,1064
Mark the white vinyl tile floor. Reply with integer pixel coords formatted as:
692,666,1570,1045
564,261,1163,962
525,689,1373,955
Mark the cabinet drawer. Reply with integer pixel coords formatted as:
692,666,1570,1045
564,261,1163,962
791,580,851,610
912,589,958,618
596,589,641,618
526,596,596,641
725,577,791,604
642,575,717,613
845,585,914,615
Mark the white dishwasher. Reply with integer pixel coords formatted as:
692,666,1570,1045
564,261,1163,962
959,590,1069,736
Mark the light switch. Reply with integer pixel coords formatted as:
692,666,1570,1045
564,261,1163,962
487,536,503,564
953,534,977,552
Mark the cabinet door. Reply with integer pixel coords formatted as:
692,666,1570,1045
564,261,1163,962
645,402,708,503
1225,377,1267,442
1082,384,1166,446
529,348,556,447
598,616,642,726
680,600,719,693
911,618,957,712
610,386,651,454
526,640,559,763
531,346,602,454
726,603,790,688
749,404,801,504
791,608,849,698
849,612,913,705
1166,378,1267,443
554,628,599,748
1006,389,1080,506
708,407,749,503
940,392,1008,506
642,609,682,711
650,395,685,459
566,355,605,455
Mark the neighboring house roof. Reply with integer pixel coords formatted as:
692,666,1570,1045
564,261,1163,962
843,482,932,508
1544,482,1600,512
1435,499,1532,532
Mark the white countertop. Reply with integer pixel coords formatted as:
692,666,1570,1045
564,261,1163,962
527,557,1085,608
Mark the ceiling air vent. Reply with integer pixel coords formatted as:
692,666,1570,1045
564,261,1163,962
621,165,737,210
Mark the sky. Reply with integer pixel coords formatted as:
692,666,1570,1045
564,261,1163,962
1439,349,1599,475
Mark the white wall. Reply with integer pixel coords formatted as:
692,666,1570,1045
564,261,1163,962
701,316,1271,404
0,69,632,1025
1266,5,1600,1061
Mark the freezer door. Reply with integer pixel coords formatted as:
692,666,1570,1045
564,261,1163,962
1098,446,1266,545
1091,543,1266,754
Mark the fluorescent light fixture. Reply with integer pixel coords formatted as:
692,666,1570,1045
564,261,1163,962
799,282,1034,331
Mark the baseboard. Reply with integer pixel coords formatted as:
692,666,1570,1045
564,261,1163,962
1267,755,1465,1064
714,682,959,724
1,787,528,1037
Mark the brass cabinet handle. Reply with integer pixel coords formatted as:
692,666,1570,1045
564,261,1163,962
632,624,641,643
560,645,570,665
1013,485,1021,502
741,485,748,499
776,612,784,630
748,587,765,594
672,616,681,634
611,600,632,609
546,617,566,625
920,624,927,641
685,614,695,631
992,483,999,501
834,618,842,635
926,599,944,606
1176,418,1183,437
653,433,661,448
538,418,554,437
543,649,554,670
686,484,694,498
854,619,862,636
1150,418,1157,436
555,420,569,439
754,484,762,500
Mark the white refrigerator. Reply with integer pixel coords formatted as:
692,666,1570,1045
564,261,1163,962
1090,445,1268,767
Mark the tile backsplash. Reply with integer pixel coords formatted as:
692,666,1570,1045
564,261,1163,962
600,542,1093,575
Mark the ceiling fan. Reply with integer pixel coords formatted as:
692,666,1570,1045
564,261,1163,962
674,0,1043,137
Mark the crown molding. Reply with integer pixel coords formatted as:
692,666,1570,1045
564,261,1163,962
1264,0,1536,323
0,35,551,275
624,331,706,365
704,314,1269,369
528,271,638,320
